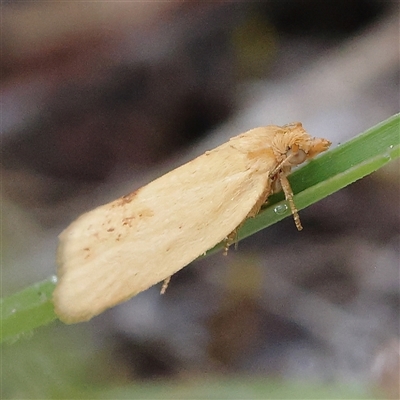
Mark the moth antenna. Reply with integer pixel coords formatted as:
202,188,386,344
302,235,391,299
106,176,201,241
279,174,303,231
160,276,171,294
270,158,288,176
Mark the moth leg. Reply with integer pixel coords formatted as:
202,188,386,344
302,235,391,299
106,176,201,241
223,229,238,255
279,173,303,231
160,276,171,294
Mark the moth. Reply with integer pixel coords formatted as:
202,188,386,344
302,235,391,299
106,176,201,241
53,122,330,323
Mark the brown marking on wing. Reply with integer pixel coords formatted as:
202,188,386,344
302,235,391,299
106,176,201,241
113,188,141,207
83,247,91,260
122,216,135,227
121,208,154,227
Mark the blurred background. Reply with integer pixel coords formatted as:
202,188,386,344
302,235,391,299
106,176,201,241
1,1,399,399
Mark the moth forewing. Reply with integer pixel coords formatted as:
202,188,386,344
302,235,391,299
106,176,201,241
53,123,330,323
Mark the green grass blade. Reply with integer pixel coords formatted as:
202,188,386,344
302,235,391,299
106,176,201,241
0,277,57,343
1,114,399,341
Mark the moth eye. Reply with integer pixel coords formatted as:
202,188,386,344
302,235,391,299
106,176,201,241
287,149,307,165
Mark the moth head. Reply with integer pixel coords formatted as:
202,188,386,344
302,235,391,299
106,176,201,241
286,144,307,166
273,122,331,166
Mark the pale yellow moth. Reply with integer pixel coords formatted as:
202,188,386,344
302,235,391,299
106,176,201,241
53,122,330,323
